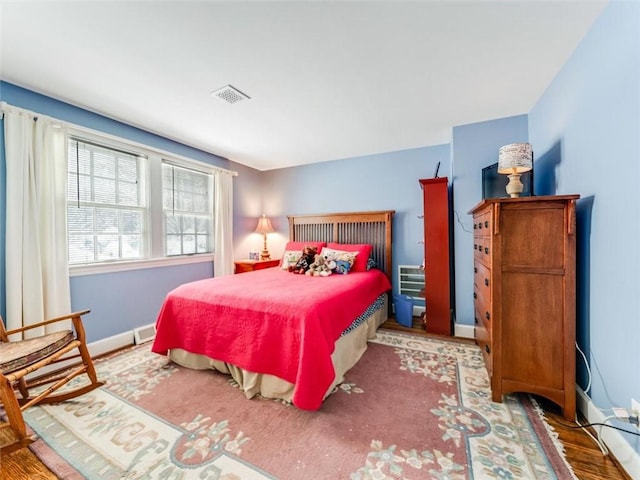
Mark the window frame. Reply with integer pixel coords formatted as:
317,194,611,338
67,127,218,277
162,161,214,257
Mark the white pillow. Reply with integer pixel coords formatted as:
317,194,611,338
280,250,303,269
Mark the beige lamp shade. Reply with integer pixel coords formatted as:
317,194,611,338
497,143,533,174
255,214,274,235
255,214,274,260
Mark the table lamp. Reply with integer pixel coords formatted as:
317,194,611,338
255,214,275,260
497,143,533,198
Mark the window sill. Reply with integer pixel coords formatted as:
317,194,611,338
69,255,214,277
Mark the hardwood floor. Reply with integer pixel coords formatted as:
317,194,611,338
1,319,631,480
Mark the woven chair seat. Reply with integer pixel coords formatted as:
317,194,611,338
0,330,74,375
0,310,103,455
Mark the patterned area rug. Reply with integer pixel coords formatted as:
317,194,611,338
21,330,576,479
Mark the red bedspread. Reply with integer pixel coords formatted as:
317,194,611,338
152,267,391,410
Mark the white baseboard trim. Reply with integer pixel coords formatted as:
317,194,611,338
576,387,640,479
454,323,475,339
88,330,135,357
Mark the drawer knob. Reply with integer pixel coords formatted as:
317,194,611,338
484,278,489,287
484,221,489,228
474,223,477,230
485,344,490,354
474,267,477,273
473,292,477,299
485,311,490,320
478,223,482,229
484,247,489,255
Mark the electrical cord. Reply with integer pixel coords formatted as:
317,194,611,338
556,418,640,436
573,332,640,459
575,341,621,413
587,346,624,410
553,414,640,458
453,209,473,234
597,416,618,455
575,341,592,394
575,416,608,455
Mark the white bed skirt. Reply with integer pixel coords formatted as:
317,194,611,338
168,295,388,405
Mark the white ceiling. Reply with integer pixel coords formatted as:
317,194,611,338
0,1,607,171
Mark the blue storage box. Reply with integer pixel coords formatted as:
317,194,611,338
393,294,414,327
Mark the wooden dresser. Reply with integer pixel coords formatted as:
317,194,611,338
469,195,579,420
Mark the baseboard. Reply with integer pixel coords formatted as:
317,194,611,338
576,387,640,479
454,323,475,339
88,330,135,356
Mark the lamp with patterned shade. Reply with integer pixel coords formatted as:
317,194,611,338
497,143,533,198
255,214,275,260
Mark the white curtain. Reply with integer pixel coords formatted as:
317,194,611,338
3,104,71,336
213,170,235,277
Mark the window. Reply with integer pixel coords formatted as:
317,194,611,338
67,138,146,265
162,162,213,256
66,131,221,273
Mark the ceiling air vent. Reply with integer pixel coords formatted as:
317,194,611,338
211,84,251,104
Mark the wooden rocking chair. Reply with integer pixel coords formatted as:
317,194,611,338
0,309,104,454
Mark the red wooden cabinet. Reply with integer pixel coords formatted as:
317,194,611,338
419,177,452,335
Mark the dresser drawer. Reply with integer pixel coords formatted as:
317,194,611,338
475,316,492,376
473,236,492,265
473,261,492,303
473,210,492,236
474,297,492,330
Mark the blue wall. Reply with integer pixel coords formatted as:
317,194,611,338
529,0,639,452
260,145,451,292
451,115,529,328
0,82,256,342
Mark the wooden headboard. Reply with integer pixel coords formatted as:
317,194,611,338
287,210,395,285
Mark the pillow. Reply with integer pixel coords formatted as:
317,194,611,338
366,257,378,271
279,241,326,268
326,243,372,272
280,250,303,269
320,247,358,275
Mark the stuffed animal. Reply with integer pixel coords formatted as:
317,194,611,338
306,254,324,276
334,259,352,275
289,246,317,274
306,251,339,277
306,253,336,277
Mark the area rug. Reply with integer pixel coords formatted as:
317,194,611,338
21,330,576,479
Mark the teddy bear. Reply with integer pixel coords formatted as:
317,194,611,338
288,246,318,274
306,251,338,277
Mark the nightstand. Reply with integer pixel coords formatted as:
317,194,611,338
234,259,280,274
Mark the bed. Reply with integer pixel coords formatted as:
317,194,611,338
152,210,394,410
